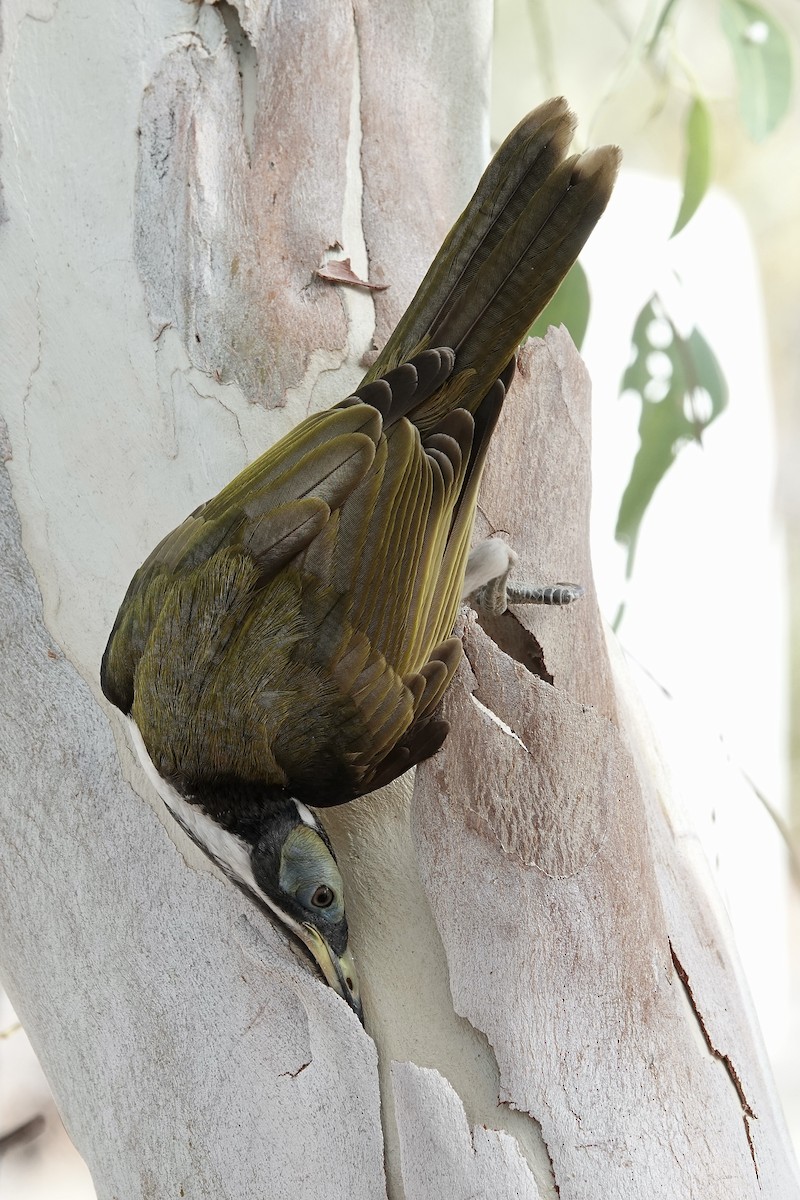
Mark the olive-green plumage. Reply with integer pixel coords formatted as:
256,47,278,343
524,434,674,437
103,99,618,810
102,100,617,1015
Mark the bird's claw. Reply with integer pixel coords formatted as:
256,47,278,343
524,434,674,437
465,538,585,616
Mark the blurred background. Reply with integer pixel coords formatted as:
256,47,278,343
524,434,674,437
493,0,800,1160
2,0,798,1192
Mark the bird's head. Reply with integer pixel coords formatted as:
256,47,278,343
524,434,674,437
126,720,362,1019
248,798,362,1021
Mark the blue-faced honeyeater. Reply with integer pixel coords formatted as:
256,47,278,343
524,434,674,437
101,99,619,1020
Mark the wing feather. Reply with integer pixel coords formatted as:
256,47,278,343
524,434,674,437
102,407,383,716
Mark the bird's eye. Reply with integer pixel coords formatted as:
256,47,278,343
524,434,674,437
310,884,335,909
279,827,344,921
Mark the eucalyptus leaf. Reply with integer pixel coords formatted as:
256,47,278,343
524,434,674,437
616,296,728,574
528,260,591,351
672,96,713,237
721,0,792,140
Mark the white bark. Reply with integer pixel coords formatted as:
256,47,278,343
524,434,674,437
1,1,798,1197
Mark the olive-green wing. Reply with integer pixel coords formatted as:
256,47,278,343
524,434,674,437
101,402,383,715
294,363,513,797
298,100,620,793
101,348,460,723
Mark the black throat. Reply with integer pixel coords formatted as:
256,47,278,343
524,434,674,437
175,774,290,844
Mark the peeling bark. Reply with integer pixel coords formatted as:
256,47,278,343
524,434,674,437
135,0,355,405
391,1061,545,1198
402,343,798,1195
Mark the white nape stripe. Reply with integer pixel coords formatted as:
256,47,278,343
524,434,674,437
292,799,321,831
126,721,319,951
126,719,260,892
470,694,527,751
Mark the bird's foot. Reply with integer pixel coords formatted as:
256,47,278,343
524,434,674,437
464,538,585,616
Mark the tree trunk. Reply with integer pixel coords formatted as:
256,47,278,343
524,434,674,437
1,1,797,1197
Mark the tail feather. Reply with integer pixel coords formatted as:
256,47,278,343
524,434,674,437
432,150,618,369
359,99,620,434
363,98,578,382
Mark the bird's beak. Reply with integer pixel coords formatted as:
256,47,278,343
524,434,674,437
300,924,363,1022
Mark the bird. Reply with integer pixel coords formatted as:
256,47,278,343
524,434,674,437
101,98,619,1021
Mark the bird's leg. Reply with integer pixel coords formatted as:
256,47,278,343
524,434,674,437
464,538,585,616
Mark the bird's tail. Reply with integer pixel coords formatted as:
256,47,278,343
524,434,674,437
357,97,620,433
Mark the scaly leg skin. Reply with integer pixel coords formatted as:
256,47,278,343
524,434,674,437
463,538,585,616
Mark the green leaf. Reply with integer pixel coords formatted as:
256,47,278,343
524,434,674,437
671,96,713,237
528,260,591,351
616,295,728,574
721,0,792,140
